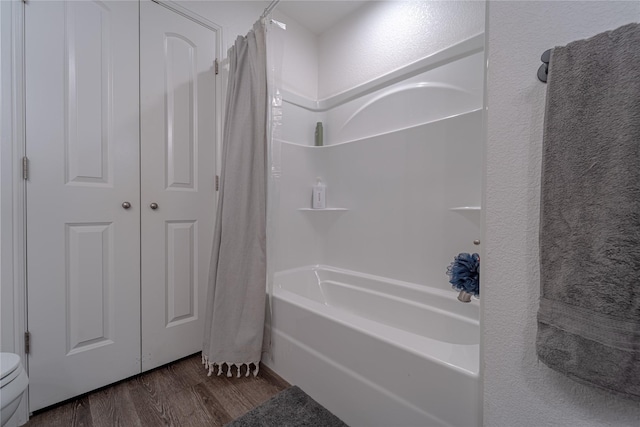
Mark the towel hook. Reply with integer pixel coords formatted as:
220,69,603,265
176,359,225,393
538,49,551,83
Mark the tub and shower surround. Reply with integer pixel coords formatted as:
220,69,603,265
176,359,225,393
264,36,484,427
275,42,484,285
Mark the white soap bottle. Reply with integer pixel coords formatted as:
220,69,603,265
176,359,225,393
312,177,326,209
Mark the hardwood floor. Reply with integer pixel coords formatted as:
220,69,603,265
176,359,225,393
25,354,290,427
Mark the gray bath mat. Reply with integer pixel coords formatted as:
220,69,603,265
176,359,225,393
225,386,348,427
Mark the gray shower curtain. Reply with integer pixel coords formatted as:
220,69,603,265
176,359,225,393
202,20,268,378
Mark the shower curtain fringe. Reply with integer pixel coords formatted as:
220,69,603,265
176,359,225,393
201,354,260,378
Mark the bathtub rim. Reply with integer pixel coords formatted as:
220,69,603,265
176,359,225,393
276,263,480,320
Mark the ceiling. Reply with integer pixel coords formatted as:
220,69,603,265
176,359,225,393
275,1,370,35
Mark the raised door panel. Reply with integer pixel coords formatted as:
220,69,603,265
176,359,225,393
65,223,114,354
26,1,140,411
140,0,218,370
165,35,197,190
166,220,197,326
65,1,112,186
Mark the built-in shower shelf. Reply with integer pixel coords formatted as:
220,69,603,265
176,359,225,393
297,208,348,212
449,206,481,212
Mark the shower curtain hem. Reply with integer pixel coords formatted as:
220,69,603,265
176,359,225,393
202,353,260,377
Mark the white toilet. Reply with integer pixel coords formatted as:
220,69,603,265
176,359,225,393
1,353,29,427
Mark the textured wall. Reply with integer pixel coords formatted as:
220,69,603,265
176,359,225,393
272,9,319,100
178,1,265,49
317,1,484,99
484,1,640,425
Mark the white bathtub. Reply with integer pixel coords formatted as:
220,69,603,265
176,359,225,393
264,265,480,427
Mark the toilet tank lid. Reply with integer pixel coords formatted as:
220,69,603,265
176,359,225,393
0,353,21,380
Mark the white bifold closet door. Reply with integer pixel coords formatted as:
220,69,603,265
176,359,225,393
140,0,217,371
25,0,141,411
26,0,217,411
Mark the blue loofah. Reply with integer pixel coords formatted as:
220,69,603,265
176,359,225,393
446,253,480,297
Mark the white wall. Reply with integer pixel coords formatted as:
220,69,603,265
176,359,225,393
184,2,321,101
177,1,266,50
317,0,485,99
484,1,640,425
272,9,319,100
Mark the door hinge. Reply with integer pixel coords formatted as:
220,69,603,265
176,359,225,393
215,175,219,191
25,331,31,354
215,59,219,75
22,156,29,180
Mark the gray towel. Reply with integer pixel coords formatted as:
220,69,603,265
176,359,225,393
537,22,640,401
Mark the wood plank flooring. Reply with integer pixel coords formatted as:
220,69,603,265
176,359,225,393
25,354,290,427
